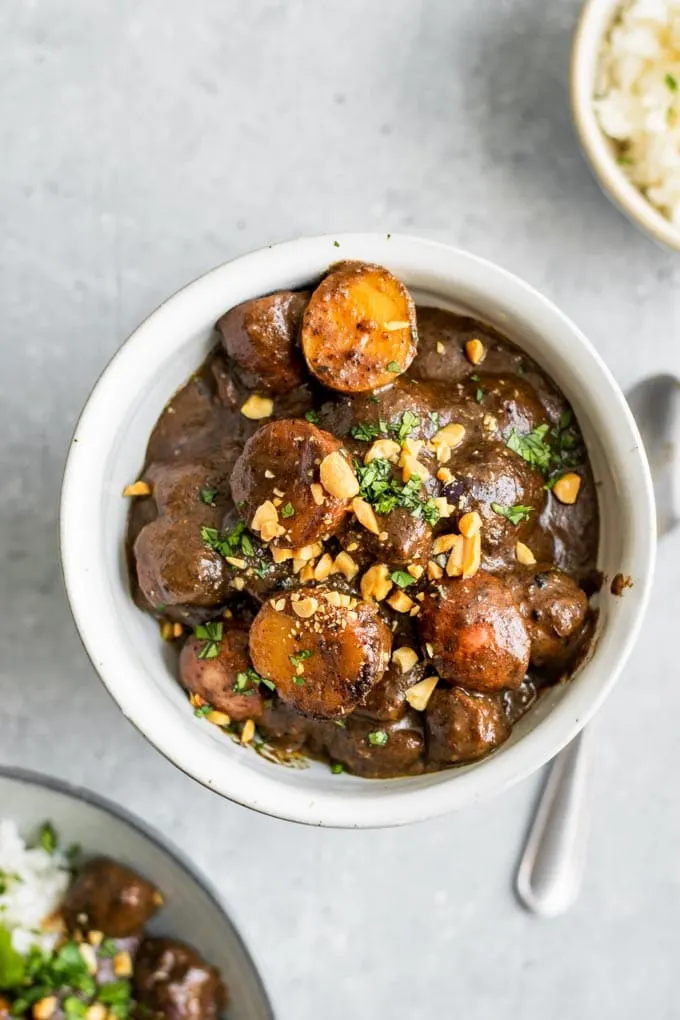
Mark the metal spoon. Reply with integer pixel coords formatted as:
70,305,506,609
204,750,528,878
516,374,680,917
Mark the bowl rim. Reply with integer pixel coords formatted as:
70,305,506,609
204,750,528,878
60,232,656,828
0,764,275,1019
570,0,680,252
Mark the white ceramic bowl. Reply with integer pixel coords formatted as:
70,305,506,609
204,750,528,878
0,767,273,1020
571,0,680,252
60,233,656,828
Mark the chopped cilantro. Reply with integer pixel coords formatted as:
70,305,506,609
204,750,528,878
330,762,344,774
386,361,400,373
39,822,57,854
194,621,223,660
354,457,440,525
0,925,24,988
666,72,677,91
367,730,389,747
390,570,416,588
350,420,388,442
194,703,213,718
280,502,295,519
475,388,484,403
351,412,419,444
200,488,217,506
470,374,481,382
293,676,305,686
334,719,346,728
394,410,420,442
430,411,440,430
490,502,533,526
65,843,81,864
304,410,320,424
289,649,313,667
201,522,257,561
506,424,552,472
99,938,119,959
234,668,268,693
333,240,340,247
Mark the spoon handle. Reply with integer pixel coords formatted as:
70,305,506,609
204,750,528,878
515,728,593,917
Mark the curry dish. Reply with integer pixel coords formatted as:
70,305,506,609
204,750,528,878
125,260,599,778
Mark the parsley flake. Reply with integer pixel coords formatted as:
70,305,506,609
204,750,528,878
386,361,400,373
289,649,313,667
506,424,552,472
350,421,389,442
200,488,218,506
330,762,344,774
194,703,213,718
390,570,416,588
194,621,223,659
280,502,295,519
293,676,306,686
490,502,533,526
666,72,678,91
475,388,484,403
367,730,389,747
201,522,257,561
39,822,57,854
354,457,440,525
304,410,320,424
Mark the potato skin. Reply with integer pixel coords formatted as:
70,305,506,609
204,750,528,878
301,261,418,393
230,419,351,547
426,687,510,764
419,572,530,692
179,625,264,720
248,587,392,718
135,517,232,609
510,565,589,669
217,290,309,395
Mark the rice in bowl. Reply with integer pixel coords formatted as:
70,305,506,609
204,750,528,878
594,0,680,226
0,820,70,956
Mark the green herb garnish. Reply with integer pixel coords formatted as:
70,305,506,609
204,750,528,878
280,502,295,519
490,502,533,526
0,925,25,988
304,410,320,424
194,621,223,660
367,730,389,747
201,522,257,561
351,412,419,445
350,420,389,442
390,570,416,588
289,649,313,667
354,458,440,525
475,388,484,403
506,424,552,472
394,411,420,442
330,762,344,774
99,938,119,959
666,72,677,91
200,488,217,506
293,676,305,686
39,822,57,854
386,361,401,373
234,668,269,693
194,703,213,718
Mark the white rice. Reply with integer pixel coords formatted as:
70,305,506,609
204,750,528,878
0,819,70,955
594,0,680,225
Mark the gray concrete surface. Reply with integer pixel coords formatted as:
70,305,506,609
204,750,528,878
1,0,679,1017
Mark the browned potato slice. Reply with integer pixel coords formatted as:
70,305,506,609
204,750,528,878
217,290,309,395
248,586,392,718
179,625,265,720
135,517,232,608
230,419,354,548
419,572,530,691
509,564,589,669
301,261,417,393
426,687,510,764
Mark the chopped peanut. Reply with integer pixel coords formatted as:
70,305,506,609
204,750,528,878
299,563,315,582
241,719,256,744
399,437,430,482
436,341,445,354
461,532,482,578
232,576,245,591
407,563,424,579
272,598,286,611
458,511,482,537
392,646,419,673
553,472,581,505
360,562,393,602
320,450,360,499
85,1005,108,1020
334,551,359,580
433,496,454,519
431,423,465,462
365,438,401,464
465,338,485,365
293,542,323,562
271,546,294,564
314,553,336,581
113,951,133,978
323,590,343,608
437,467,454,484
240,394,274,419
432,533,459,555
516,541,536,565
291,596,319,618
427,560,444,580
264,469,275,479
387,590,415,613
352,496,380,535
384,320,411,330
346,541,359,552
251,500,284,541
207,710,231,727
445,535,465,577
122,480,151,497
160,620,174,641
310,482,326,506
405,675,439,711
172,622,183,638
33,998,58,1020
88,930,104,947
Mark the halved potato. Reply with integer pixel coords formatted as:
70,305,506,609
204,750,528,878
301,261,417,393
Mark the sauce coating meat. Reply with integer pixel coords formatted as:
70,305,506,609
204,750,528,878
126,260,600,778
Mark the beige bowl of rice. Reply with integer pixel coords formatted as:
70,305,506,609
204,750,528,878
572,0,680,250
